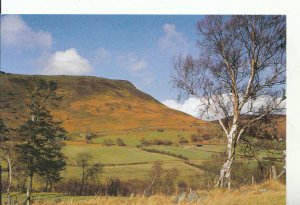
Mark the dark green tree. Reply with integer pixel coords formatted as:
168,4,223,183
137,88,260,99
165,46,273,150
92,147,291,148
17,79,66,200
0,119,9,136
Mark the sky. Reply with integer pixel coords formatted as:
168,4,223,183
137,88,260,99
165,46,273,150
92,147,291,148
0,15,287,119
1,15,204,114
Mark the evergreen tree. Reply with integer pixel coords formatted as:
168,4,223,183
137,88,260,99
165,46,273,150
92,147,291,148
17,79,66,197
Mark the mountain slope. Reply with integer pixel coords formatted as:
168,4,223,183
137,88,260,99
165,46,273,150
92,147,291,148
0,73,214,134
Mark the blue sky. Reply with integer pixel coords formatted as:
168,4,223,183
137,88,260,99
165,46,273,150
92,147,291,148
1,15,203,104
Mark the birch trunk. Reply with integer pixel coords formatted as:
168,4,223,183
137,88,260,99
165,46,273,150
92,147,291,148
26,174,33,205
6,156,12,205
216,137,234,189
216,122,238,189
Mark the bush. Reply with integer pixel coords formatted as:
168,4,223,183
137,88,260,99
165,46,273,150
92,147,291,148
123,179,148,195
190,134,202,142
106,178,128,196
153,138,172,145
141,137,150,146
103,139,114,146
195,153,285,189
140,138,173,146
162,168,179,195
177,180,188,192
202,134,212,140
85,132,96,141
179,137,189,144
141,148,188,160
116,138,126,146
54,179,102,195
157,128,165,132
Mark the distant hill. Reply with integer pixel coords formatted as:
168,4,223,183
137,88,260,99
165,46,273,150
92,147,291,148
0,73,215,134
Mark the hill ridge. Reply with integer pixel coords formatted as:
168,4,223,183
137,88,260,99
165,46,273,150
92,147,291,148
0,73,214,134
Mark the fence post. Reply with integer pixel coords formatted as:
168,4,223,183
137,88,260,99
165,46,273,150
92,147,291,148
271,166,277,180
269,168,272,187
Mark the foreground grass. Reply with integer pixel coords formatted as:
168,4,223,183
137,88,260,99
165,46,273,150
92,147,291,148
33,181,285,205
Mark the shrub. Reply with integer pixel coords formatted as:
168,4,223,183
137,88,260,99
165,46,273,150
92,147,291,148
190,134,202,142
141,137,150,146
162,168,179,195
141,148,188,160
103,139,114,146
157,128,165,132
140,138,173,146
195,153,285,189
106,178,128,196
177,180,188,192
116,138,126,146
85,132,96,141
123,179,148,194
179,137,189,144
202,134,212,140
152,138,172,145
54,179,102,195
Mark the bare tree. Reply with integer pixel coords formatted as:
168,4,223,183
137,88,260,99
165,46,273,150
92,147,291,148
0,119,17,205
163,168,179,195
145,161,163,196
74,152,103,195
172,15,286,189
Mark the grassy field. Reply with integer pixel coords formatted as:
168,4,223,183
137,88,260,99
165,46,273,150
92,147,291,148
1,128,283,190
59,133,284,182
61,141,203,180
59,128,226,181
67,129,197,146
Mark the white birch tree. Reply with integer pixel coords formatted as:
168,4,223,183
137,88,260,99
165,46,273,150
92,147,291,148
172,15,286,189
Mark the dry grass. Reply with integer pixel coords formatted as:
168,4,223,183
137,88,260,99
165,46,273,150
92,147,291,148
35,181,285,205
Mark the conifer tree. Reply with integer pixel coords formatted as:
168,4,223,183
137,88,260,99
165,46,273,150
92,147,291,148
17,79,66,202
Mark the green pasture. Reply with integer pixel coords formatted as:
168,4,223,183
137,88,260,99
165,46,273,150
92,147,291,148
147,145,219,161
61,142,203,180
67,129,195,147
61,132,284,181
62,160,202,181
62,145,176,164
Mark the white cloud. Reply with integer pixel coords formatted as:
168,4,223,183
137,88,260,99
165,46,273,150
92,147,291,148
117,53,148,72
158,23,189,55
94,47,112,64
163,97,201,118
1,15,52,49
163,95,286,120
41,48,92,75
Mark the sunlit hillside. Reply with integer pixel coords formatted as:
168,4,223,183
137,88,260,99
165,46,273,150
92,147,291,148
0,73,216,134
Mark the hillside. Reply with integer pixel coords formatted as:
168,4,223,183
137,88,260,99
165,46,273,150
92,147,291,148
0,73,214,134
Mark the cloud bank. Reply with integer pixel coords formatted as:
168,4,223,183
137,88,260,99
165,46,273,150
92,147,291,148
41,48,92,75
1,15,52,49
163,97,201,118
163,96,286,120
